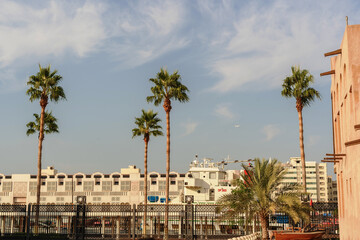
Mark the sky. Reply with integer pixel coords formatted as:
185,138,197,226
0,0,359,176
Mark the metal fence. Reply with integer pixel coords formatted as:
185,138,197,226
0,202,339,239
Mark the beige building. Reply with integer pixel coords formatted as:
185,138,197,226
0,165,186,205
327,176,338,202
281,157,329,202
0,158,240,205
322,23,360,240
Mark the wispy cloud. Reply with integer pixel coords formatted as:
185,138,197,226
181,121,199,136
0,1,106,67
200,1,349,92
307,135,321,146
262,124,280,141
214,103,235,120
105,0,189,67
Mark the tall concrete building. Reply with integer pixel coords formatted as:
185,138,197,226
327,176,338,202
281,157,329,202
322,23,360,239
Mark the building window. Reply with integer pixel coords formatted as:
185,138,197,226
219,173,226,180
192,173,200,178
56,197,65,202
121,181,131,191
159,181,166,191
102,181,112,191
29,182,37,192
319,166,324,169
93,197,101,202
84,181,94,191
95,179,101,185
47,182,57,192
2,182,12,192
139,181,150,191
111,197,120,202
209,173,216,179
170,181,176,185
114,178,119,185
151,181,157,185
40,197,46,202
178,180,184,191
65,181,73,192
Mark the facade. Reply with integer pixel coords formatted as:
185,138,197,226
0,158,239,205
183,157,241,203
281,157,329,202
0,165,186,205
325,24,360,240
327,176,338,202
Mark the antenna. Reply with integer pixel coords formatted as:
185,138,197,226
346,16,348,26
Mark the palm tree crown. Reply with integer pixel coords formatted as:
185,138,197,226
281,66,320,111
146,68,189,110
217,158,310,240
26,64,66,106
26,111,59,137
132,109,163,141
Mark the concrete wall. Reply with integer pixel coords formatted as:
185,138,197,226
329,24,360,240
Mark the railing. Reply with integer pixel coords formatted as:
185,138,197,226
0,202,339,239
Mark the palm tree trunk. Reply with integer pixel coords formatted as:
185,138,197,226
164,108,170,240
298,109,307,193
143,139,149,236
259,213,269,240
35,106,45,233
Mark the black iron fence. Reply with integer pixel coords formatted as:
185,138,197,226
0,202,339,239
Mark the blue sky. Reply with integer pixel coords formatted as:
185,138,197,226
0,0,358,175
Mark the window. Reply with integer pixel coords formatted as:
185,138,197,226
65,181,73,192
41,181,46,186
77,181,82,186
178,180,184,191
2,182,12,192
219,173,226,180
209,173,216,179
139,181,150,191
114,178,119,185
159,181,166,191
84,181,94,191
319,166,324,169
102,181,112,191
121,181,131,191
170,181,176,185
111,197,120,202
319,171,324,175
192,173,200,178
151,181,157,185
320,193,325,196
320,187,325,191
93,197,101,202
40,197,46,202
56,197,65,202
95,179,101,185
47,182,57,192
58,181,64,186
320,182,325,185
29,182,37,192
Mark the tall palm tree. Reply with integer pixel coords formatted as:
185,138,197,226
132,109,163,236
281,66,320,192
147,68,189,239
26,111,59,137
26,64,66,228
217,158,311,240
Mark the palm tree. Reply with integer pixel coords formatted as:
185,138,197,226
147,67,189,239
26,111,59,137
217,158,311,240
281,66,320,192
26,64,66,229
132,109,163,236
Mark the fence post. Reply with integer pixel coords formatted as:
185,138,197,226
26,204,31,240
132,204,136,240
